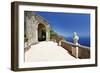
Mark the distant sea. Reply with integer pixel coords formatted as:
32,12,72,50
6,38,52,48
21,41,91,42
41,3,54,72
64,37,90,47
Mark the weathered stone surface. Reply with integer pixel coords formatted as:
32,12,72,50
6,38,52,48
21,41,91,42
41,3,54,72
24,11,51,49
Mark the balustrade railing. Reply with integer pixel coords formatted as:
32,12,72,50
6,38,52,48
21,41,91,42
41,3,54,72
60,40,90,59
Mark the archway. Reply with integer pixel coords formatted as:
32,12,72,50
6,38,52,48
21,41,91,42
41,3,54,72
38,23,46,41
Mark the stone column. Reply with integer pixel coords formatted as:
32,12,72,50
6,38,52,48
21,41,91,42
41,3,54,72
35,23,39,44
72,32,79,58
58,40,62,46
46,25,50,41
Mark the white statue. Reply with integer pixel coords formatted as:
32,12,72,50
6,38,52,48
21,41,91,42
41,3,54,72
73,32,79,58
73,32,79,45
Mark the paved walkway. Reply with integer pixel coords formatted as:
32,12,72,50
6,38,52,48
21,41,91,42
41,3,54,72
25,41,75,62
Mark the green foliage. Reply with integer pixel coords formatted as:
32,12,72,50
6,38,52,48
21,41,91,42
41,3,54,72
41,28,46,36
50,30,57,36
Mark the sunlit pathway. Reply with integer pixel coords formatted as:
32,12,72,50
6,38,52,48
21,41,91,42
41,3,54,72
25,41,76,62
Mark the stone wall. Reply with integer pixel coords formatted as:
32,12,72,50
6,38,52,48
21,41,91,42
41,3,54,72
24,11,51,50
25,12,38,47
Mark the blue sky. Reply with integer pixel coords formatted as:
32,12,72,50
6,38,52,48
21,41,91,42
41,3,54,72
35,11,90,38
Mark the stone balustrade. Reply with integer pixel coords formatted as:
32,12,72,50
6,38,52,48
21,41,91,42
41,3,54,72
60,40,90,59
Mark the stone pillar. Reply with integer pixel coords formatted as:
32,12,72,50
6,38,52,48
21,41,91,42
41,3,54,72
58,40,62,46
72,32,79,58
46,26,50,41
35,26,38,43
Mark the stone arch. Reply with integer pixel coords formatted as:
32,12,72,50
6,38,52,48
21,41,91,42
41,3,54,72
24,11,51,47
36,22,50,42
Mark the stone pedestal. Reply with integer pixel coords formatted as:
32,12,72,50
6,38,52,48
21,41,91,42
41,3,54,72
72,32,79,58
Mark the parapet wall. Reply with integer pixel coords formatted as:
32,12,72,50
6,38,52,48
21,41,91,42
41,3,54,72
61,40,90,59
